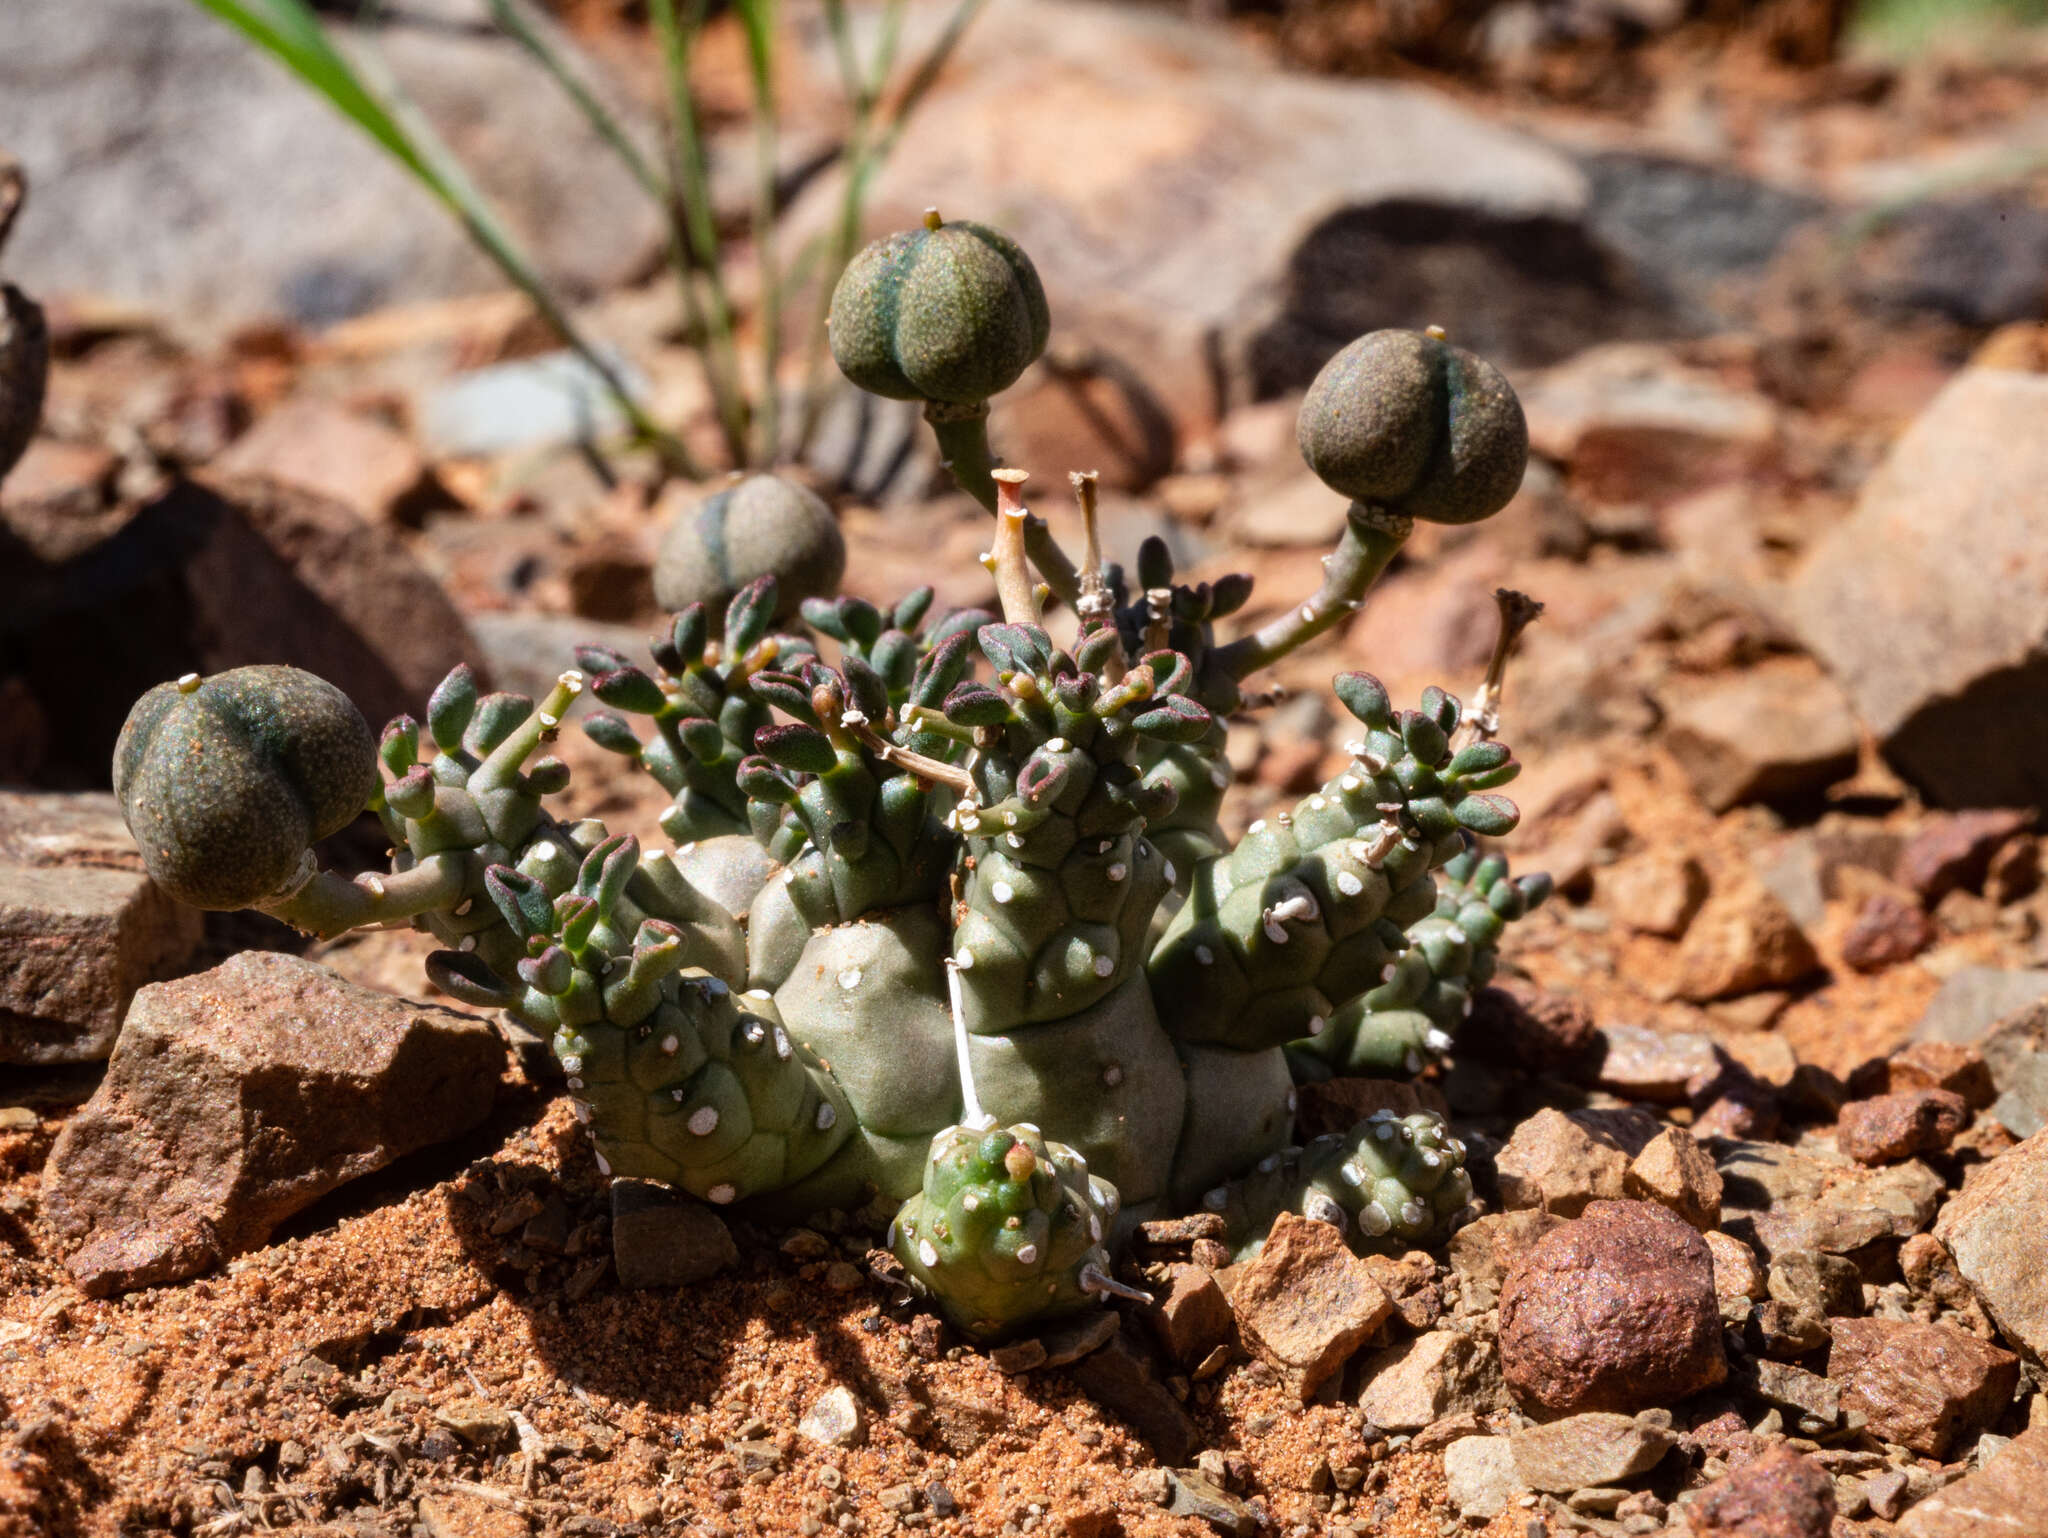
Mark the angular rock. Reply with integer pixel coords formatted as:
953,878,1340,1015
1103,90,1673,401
0,792,201,1064
1625,1127,1724,1230
1899,811,2035,905
1356,1329,1505,1431
1685,1445,1836,1538
5,0,664,327
1705,1231,1767,1317
798,1385,866,1449
1145,1262,1234,1368
1934,1129,2048,1361
1497,1200,1726,1415
1786,369,2048,809
1840,892,1936,973
1828,1318,2020,1457
1717,1139,1943,1262
12,474,480,784
1229,1213,1393,1400
1916,969,2048,1049
1836,1089,1970,1166
1592,1023,1720,1104
1510,1411,1675,1493
1597,847,1708,938
1460,979,1599,1072
42,951,503,1295
1753,1359,1841,1429
1767,1250,1862,1320
1163,1470,1254,1537
1442,1435,1527,1521
804,0,1609,432
1887,1041,1998,1110
1656,878,1821,1003
610,1180,738,1290
1449,1208,1564,1313
1494,1106,1634,1217
1658,661,1860,813
1898,1426,2048,1538
214,398,442,525
1965,999,2048,1141
1065,1327,1198,1465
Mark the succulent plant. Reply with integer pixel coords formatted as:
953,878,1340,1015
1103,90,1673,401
1208,1109,1477,1262
0,153,49,486
114,216,1553,1348
652,473,847,623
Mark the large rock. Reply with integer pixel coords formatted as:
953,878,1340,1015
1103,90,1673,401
1685,1446,1836,1538
7,474,480,783
3,0,663,327
797,0,1645,431
1497,1199,1726,1415
1657,662,1860,813
1934,1129,2048,1362
42,951,504,1295
1716,1138,1943,1262
1785,369,2048,809
1229,1212,1393,1401
1899,1427,2048,1538
1509,1410,1675,1493
1826,1318,2020,1457
0,790,201,1063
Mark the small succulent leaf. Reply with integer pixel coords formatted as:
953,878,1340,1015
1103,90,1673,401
427,663,480,753
677,716,726,764
575,832,640,917
841,655,890,722
379,715,420,776
925,605,993,652
1140,649,1193,701
746,670,821,725
943,682,1011,727
581,710,644,758
800,596,851,642
1332,671,1393,728
574,644,633,676
1448,741,1512,777
1075,627,1124,676
517,944,575,996
756,723,838,775
870,631,916,691
385,764,436,820
894,586,935,633
1451,793,1520,837
1017,753,1074,806
907,630,974,710
1400,711,1450,765
1209,571,1255,618
485,864,556,940
1420,686,1460,734
425,950,519,1007
1136,535,1174,590
736,755,799,803
1132,695,1212,742
1517,871,1555,908
525,756,571,796
554,893,599,953
839,598,883,649
591,667,668,717
724,576,777,657
669,604,710,668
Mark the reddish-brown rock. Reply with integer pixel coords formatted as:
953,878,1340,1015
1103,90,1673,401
1146,1263,1235,1369
1840,892,1936,973
1497,1200,1727,1415
1899,1426,2048,1538
1898,810,2034,905
1887,1041,1998,1110
1685,1446,1836,1538
42,951,504,1295
1229,1213,1393,1400
1658,879,1821,1003
1461,979,1599,1071
1495,1107,1636,1217
1828,1318,2020,1457
1625,1127,1724,1230
1836,1088,1970,1165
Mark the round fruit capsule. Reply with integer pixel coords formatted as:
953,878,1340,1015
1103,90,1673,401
652,472,845,621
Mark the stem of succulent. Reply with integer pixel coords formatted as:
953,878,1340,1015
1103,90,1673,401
473,672,587,794
991,471,1041,626
1457,587,1544,748
1216,501,1414,679
925,398,1000,513
258,852,473,939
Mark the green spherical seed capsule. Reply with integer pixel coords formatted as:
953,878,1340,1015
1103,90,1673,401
653,473,845,622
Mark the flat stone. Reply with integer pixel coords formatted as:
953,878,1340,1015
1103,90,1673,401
1658,661,1860,813
1037,1307,1120,1368
41,952,503,1294
1915,969,2048,1049
1686,1445,1836,1538
610,1180,738,1290
1229,1213,1392,1400
1933,1129,2048,1361
434,1398,513,1449
1624,1127,1723,1230
1899,1426,2048,1537
1785,369,2048,808
798,1385,866,1448
1898,811,2035,904
1969,999,2048,1140
1836,1089,1970,1165
213,398,440,524
1497,1200,1726,1415
1887,1041,1998,1110
1654,878,1821,1003
1716,1138,1943,1262
1591,1023,1720,1104
1828,1317,2021,1457
0,796,202,1064
1509,1411,1675,1493
1164,1470,1255,1537
1596,848,1708,938
1753,1359,1841,1429
1356,1329,1506,1431
1443,1436,1527,1520
1768,1250,1862,1319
